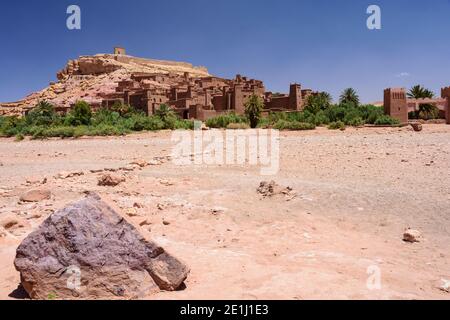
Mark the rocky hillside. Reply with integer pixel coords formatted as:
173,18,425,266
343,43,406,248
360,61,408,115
0,54,211,116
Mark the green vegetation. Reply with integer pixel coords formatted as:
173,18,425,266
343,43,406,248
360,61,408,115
339,88,360,106
0,101,194,140
407,85,440,120
328,121,346,130
374,115,401,126
273,120,316,131
226,122,250,130
205,113,247,128
245,94,264,128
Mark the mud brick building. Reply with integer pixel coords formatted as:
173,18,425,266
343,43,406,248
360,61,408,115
384,87,450,124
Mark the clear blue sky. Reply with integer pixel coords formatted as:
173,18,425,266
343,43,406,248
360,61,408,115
1,0,449,103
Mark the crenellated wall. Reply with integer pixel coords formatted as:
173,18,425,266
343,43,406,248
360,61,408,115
384,88,408,123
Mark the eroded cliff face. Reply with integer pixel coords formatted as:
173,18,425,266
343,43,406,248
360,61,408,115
0,54,210,116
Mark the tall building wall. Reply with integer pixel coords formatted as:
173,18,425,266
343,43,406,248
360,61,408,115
384,88,408,123
442,87,450,124
288,84,303,110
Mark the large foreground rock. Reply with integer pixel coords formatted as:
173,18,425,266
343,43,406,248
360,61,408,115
14,193,189,300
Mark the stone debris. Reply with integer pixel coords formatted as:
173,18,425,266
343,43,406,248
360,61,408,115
410,123,423,132
257,181,297,200
25,177,47,185
14,193,190,300
55,171,84,179
98,174,125,187
19,189,52,203
130,160,149,168
0,216,29,236
403,228,422,243
126,208,139,217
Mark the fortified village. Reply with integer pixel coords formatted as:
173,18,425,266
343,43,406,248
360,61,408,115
1,48,449,124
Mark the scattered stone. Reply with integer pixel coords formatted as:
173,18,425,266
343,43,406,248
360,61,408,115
130,160,149,168
410,123,423,132
403,228,422,243
0,216,29,236
120,165,136,172
89,169,104,174
26,176,46,185
19,189,51,203
257,181,297,200
438,279,450,293
98,174,125,187
133,202,144,209
159,179,174,187
14,193,189,300
126,208,139,217
163,220,171,226
148,160,161,166
55,171,84,179
139,219,152,227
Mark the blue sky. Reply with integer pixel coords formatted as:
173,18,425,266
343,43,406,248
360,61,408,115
0,0,449,103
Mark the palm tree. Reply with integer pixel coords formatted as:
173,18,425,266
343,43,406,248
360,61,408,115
407,85,434,99
304,92,333,114
339,88,360,106
245,94,264,128
407,85,437,120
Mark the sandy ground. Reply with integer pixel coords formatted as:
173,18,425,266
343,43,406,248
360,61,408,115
0,125,449,300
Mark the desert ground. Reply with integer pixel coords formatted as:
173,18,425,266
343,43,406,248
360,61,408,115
0,124,449,300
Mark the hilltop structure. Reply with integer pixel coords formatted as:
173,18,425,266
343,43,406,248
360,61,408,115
0,48,315,121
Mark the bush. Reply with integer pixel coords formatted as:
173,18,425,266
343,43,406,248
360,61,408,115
26,101,60,126
205,113,248,128
245,94,264,128
227,122,251,130
273,120,316,131
314,110,331,126
328,121,346,130
374,115,400,126
65,101,92,126
347,117,365,127
110,102,135,117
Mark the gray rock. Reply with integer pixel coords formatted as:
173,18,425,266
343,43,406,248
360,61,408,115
14,193,189,300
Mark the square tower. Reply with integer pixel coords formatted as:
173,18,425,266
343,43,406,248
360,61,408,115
114,47,126,55
289,83,303,111
384,88,408,123
441,87,450,124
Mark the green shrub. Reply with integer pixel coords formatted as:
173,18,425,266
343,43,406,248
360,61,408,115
227,122,251,130
174,119,195,130
245,94,264,128
65,101,92,126
314,110,331,126
273,120,316,131
110,102,135,117
15,133,25,141
26,101,60,126
374,115,400,126
328,121,346,130
347,117,365,127
205,113,248,128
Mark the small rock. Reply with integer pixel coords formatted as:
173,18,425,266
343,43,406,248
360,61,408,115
126,208,139,217
139,219,151,227
55,171,84,179
410,123,423,132
130,160,148,168
133,202,144,209
98,174,125,187
19,189,51,203
163,220,171,226
159,179,174,187
0,216,29,236
438,279,450,293
148,160,161,166
403,228,422,243
90,169,104,174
